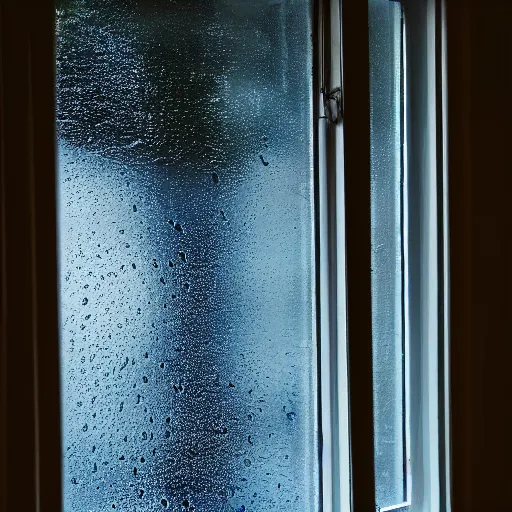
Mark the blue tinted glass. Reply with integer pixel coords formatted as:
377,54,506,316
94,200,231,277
368,0,407,508
56,1,319,511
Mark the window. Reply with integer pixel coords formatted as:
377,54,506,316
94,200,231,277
57,2,318,511
369,1,407,509
0,1,449,511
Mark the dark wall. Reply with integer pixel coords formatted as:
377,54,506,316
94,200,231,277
447,0,512,509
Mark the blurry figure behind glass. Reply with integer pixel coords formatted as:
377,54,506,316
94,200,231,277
57,1,319,511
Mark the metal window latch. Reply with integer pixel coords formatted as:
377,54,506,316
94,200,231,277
322,86,343,124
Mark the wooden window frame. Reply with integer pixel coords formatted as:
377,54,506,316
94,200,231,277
1,3,62,511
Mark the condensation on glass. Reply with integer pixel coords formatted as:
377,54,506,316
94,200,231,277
368,0,407,509
56,1,318,511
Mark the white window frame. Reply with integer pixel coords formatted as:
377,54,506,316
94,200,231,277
318,1,450,511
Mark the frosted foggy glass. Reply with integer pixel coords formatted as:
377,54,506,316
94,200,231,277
368,0,406,508
56,2,318,511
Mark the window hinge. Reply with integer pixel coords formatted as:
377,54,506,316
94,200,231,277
322,86,343,124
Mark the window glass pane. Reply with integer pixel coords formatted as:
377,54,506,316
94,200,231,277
368,0,406,508
56,2,318,511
